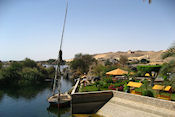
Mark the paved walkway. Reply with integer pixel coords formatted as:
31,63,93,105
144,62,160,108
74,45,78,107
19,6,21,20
97,97,175,117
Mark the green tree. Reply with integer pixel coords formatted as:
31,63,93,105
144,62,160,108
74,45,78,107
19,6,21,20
142,79,149,90
119,55,128,66
0,58,55,87
21,67,43,81
137,65,161,86
0,62,22,85
22,58,37,68
70,53,96,77
10,61,23,71
47,59,56,64
92,63,117,77
0,61,2,69
159,61,175,80
142,90,154,97
92,64,106,77
124,83,129,92
46,66,55,79
160,43,175,80
162,42,175,59
37,64,48,79
163,76,175,91
162,48,175,59
105,59,113,66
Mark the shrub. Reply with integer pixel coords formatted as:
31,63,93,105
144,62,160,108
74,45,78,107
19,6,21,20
114,83,122,87
140,59,150,64
21,68,43,81
94,81,103,91
104,78,113,83
112,78,117,83
124,83,129,92
142,90,154,97
0,63,22,84
22,58,37,68
0,62,2,69
102,82,109,88
122,80,129,84
0,58,54,88
108,84,116,90
118,86,124,91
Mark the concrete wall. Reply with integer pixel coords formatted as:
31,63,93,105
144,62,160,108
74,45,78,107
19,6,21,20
113,91,175,111
71,79,113,114
71,91,113,114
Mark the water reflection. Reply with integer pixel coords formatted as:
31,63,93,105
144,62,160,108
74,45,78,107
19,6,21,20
0,77,73,101
0,90,3,102
0,78,73,117
0,83,50,101
73,114,103,117
47,105,71,117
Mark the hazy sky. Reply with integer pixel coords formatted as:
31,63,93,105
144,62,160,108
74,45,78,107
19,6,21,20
0,0,175,61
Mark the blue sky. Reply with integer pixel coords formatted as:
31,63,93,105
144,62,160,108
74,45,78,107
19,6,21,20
0,0,175,61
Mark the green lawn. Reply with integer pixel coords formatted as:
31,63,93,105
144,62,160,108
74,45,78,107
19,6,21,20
79,85,98,92
79,84,109,92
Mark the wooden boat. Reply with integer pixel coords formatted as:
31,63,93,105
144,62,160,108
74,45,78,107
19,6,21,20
48,93,71,107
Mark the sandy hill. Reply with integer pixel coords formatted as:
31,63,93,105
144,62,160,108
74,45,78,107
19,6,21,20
93,50,172,64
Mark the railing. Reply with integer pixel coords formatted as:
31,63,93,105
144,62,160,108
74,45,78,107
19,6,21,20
71,78,80,95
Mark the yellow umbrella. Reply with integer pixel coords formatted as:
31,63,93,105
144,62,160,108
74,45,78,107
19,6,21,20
106,68,128,76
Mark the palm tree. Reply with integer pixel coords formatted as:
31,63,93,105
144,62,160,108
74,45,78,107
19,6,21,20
160,61,175,80
161,43,175,78
160,42,175,93
162,43,175,59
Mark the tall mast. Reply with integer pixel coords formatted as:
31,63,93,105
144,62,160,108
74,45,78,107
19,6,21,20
52,0,69,110
52,0,68,96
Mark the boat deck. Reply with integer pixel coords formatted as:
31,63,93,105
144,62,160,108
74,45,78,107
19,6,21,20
48,93,71,104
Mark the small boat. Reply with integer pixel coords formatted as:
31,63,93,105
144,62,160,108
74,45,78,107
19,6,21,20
48,93,71,108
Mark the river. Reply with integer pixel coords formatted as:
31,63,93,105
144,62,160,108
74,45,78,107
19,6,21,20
0,77,73,117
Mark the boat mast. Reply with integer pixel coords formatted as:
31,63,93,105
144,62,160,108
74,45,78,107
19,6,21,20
52,0,69,109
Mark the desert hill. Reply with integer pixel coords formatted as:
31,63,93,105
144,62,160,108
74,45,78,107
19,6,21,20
93,50,173,65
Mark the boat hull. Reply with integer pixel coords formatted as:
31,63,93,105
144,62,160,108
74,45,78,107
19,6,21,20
48,93,71,108
49,100,71,108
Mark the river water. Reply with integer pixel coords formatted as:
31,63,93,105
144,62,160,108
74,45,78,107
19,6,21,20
0,78,73,117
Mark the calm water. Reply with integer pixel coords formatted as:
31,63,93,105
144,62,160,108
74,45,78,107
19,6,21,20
0,78,73,117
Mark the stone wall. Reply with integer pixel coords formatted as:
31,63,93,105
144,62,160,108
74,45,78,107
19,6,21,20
113,91,175,111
